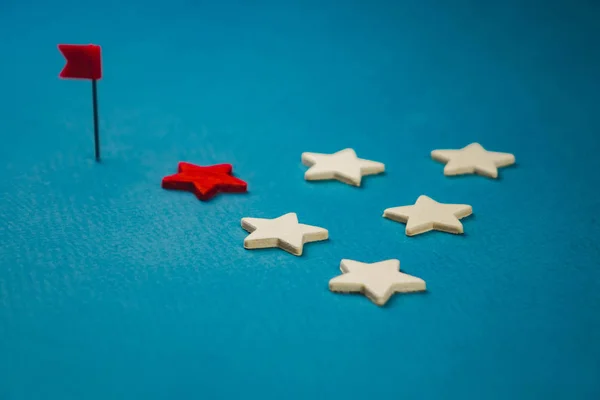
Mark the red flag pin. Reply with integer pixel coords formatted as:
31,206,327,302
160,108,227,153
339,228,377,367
58,44,103,161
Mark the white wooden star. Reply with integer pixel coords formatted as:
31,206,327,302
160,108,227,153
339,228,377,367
329,259,426,306
431,142,515,178
383,195,472,236
241,213,328,256
301,148,385,186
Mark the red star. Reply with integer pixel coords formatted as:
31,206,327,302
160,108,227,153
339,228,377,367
162,162,248,201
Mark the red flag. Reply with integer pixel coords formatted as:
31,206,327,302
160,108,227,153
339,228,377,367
58,44,102,80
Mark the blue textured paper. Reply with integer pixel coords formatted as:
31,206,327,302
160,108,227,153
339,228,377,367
1,1,599,399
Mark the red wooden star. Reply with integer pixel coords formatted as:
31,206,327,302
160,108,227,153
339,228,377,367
162,162,248,201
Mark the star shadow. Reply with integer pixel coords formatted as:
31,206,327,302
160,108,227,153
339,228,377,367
368,290,430,310
382,289,430,309
382,213,475,239
301,171,386,189
439,163,518,182
298,239,331,257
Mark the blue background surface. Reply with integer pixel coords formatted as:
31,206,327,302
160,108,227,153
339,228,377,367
1,0,600,399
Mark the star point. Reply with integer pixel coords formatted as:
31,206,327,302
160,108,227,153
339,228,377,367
329,259,426,306
383,195,472,236
301,148,385,186
241,212,328,256
431,142,515,178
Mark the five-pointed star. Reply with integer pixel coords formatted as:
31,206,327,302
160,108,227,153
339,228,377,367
162,162,247,201
301,148,385,186
241,213,328,256
329,259,426,306
431,142,515,178
383,195,472,236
